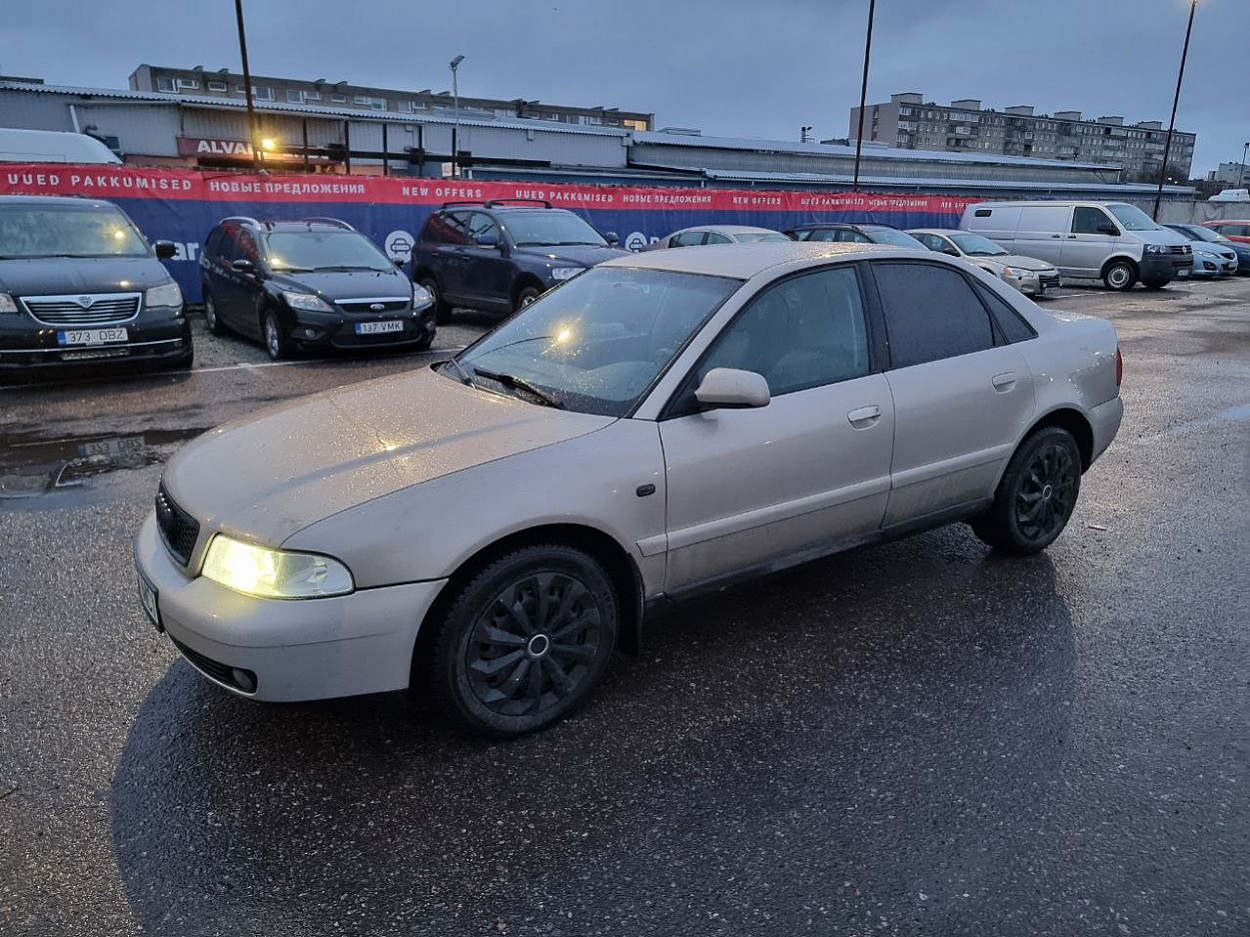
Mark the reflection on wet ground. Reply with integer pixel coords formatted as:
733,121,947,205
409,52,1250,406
0,427,207,499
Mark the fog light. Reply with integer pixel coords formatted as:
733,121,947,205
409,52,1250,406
231,668,257,693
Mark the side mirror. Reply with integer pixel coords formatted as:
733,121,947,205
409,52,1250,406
694,368,770,410
603,231,620,246
393,257,407,268
231,258,256,274
476,234,500,249
154,240,178,260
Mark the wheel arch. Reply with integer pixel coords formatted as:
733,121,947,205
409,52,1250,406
511,274,546,308
412,523,645,675
1099,254,1139,280
1022,407,1095,472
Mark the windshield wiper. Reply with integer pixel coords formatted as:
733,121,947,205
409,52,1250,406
272,266,316,273
312,264,387,272
441,356,473,385
470,366,564,409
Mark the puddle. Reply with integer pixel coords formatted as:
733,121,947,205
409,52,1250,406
0,427,207,500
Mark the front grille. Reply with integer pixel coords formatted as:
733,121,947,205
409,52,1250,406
170,635,256,693
22,292,142,326
338,298,409,313
155,483,199,567
1169,245,1192,256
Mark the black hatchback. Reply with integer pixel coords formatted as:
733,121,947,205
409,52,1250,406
200,218,435,360
0,195,192,374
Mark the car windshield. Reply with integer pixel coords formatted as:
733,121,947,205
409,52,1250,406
0,203,149,259
1106,203,1162,232
865,227,928,249
502,211,607,247
1180,226,1223,243
452,266,739,416
734,231,791,243
266,229,392,272
949,232,1009,256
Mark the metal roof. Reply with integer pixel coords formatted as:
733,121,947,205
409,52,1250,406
0,81,633,138
700,168,1195,196
632,129,1116,171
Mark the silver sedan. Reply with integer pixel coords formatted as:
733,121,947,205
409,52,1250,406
643,224,792,250
134,243,1123,736
909,228,1061,296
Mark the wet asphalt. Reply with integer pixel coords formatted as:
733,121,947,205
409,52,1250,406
0,281,1246,936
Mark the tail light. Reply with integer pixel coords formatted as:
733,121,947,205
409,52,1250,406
1115,347,1123,387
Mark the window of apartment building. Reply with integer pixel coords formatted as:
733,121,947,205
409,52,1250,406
286,90,305,104
331,93,347,103
207,80,228,93
156,77,177,92
236,85,274,100
354,95,387,110
304,90,321,101
178,78,199,90
397,100,423,113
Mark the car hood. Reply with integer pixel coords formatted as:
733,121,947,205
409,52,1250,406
0,255,170,296
161,366,614,547
1137,227,1191,247
1190,242,1235,258
268,269,411,302
974,254,1056,271
513,244,632,268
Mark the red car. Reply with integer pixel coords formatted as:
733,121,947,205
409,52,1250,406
1202,220,1250,244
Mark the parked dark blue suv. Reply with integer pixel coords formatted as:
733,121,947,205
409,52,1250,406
411,200,629,322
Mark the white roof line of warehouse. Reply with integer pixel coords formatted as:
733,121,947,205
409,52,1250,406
0,81,633,138
631,129,1118,171
701,168,1195,195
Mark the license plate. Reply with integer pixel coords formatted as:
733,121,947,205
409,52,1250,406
1177,269,1190,278
355,320,403,335
57,327,129,346
137,571,162,632
79,436,144,458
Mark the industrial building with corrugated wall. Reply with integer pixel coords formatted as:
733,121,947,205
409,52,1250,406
0,79,1196,201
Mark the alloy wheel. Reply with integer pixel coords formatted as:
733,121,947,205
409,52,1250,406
1014,442,1078,541
465,571,604,717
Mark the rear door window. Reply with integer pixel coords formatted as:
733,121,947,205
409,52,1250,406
872,261,997,368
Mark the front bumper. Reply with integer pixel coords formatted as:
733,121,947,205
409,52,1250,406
1138,254,1181,284
1003,269,1043,295
133,512,447,702
286,307,436,352
0,308,192,370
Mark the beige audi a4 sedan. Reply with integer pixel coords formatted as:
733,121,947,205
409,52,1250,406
134,242,1123,736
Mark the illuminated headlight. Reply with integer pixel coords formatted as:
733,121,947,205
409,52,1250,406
412,283,433,311
550,267,584,281
0,292,17,314
145,281,183,308
1144,244,1168,255
281,291,334,312
201,534,354,599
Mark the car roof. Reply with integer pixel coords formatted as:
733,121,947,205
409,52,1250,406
1203,219,1250,224
601,241,911,278
677,225,782,235
905,228,955,236
0,194,116,209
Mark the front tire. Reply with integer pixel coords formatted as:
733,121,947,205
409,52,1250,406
421,276,452,325
262,309,288,361
1102,260,1137,291
425,544,620,737
514,285,543,312
972,426,1082,555
1141,277,1169,290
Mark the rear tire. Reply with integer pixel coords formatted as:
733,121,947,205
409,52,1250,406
421,276,452,325
1102,260,1137,291
203,291,225,336
972,426,1082,555
423,543,619,737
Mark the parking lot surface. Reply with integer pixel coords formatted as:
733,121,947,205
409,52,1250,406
1,281,1247,936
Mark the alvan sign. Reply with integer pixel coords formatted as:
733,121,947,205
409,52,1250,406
176,137,253,158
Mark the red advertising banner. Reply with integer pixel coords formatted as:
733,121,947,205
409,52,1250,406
0,163,980,215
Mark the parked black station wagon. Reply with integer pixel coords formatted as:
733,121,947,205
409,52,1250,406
411,199,629,322
0,195,191,373
200,217,435,360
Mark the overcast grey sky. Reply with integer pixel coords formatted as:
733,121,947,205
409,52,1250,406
6,0,1248,175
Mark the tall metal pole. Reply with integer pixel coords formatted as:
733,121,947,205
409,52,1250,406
1153,0,1197,220
1236,141,1249,190
233,0,260,171
450,55,464,178
852,0,876,192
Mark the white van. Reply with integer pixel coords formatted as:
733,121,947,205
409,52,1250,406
0,128,122,165
959,201,1192,290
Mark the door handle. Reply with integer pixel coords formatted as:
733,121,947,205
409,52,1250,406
1066,235,1077,239
847,405,881,427
992,372,1017,391
1051,234,1061,239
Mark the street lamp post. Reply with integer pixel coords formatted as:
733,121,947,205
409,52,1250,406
852,0,877,192
1236,141,1249,190
449,55,464,177
1153,0,1198,220
233,0,260,172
